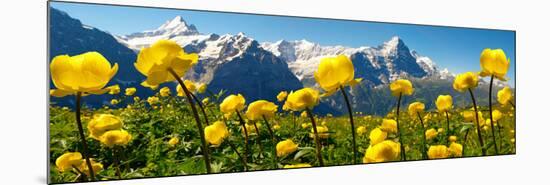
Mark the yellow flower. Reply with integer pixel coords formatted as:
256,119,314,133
273,124,281,130
87,114,123,140
369,128,387,145
425,128,438,140
491,109,503,122
283,88,320,111
497,86,513,105
453,72,478,92
168,137,179,147
277,91,288,102
310,125,329,139
204,121,230,146
427,145,450,159
202,97,210,105
197,83,207,94
220,94,246,118
380,119,397,133
448,135,457,142
408,102,425,117
301,123,310,129
462,110,484,125
55,152,83,172
78,159,103,176
283,163,312,169
389,79,414,97
125,87,136,96
449,142,463,157
50,52,118,97
435,95,453,112
300,111,308,118
147,96,159,106
314,55,362,95
134,40,198,87
246,100,278,121
276,139,299,157
110,99,119,105
479,48,510,80
99,129,132,148
177,80,197,96
108,84,120,95
356,126,368,135
363,140,401,163
133,96,140,102
159,87,171,97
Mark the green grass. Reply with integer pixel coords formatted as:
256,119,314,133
49,93,516,183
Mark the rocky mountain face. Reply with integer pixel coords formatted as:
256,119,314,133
49,8,153,107
50,10,504,115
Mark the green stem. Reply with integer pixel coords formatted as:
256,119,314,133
396,93,406,160
168,68,212,173
509,101,515,108
71,165,86,182
252,121,264,158
191,92,210,126
468,88,486,156
339,86,358,164
306,108,324,166
445,111,450,145
227,139,247,171
235,111,250,166
262,116,278,169
75,92,95,181
488,75,499,154
113,147,122,179
497,121,503,153
417,112,427,160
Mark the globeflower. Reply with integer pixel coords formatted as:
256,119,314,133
310,125,329,139
177,80,197,96
380,119,397,133
245,100,278,121
147,96,159,106
87,114,123,140
453,72,478,92
449,142,463,157
55,152,83,172
427,145,450,159
50,52,118,97
204,121,230,146
369,128,387,145
277,91,288,102
283,163,312,169
462,110,485,126
435,95,453,112
220,94,246,118
159,87,171,97
168,137,179,147
497,86,513,105
110,99,119,105
363,140,401,163
425,128,438,140
389,79,414,97
77,159,103,176
202,97,210,105
408,102,425,117
99,129,132,148
134,40,198,88
356,126,368,135
125,87,136,96
479,48,510,81
276,139,298,157
108,84,120,95
314,55,362,95
283,88,320,111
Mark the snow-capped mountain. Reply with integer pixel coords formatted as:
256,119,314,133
261,36,452,87
51,11,503,115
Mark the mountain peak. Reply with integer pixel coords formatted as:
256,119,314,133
158,16,188,30
384,36,404,48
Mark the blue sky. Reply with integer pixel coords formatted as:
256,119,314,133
50,2,516,86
